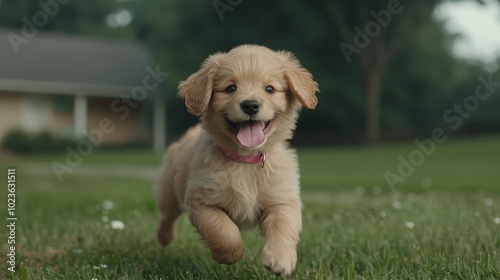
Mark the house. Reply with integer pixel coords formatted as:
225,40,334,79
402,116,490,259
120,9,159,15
0,29,167,153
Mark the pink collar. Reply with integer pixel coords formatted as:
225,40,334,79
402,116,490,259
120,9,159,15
218,146,270,168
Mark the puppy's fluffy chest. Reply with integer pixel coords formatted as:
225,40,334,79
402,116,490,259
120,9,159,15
182,130,300,229
189,160,272,228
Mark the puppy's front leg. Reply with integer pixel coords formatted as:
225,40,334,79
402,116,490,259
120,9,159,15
189,205,244,264
260,200,302,276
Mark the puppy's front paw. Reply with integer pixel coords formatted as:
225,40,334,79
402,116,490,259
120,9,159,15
261,243,297,276
210,241,244,265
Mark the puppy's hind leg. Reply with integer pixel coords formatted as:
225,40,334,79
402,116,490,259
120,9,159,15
155,178,182,247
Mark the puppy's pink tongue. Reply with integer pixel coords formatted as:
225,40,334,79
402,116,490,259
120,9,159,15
237,122,265,147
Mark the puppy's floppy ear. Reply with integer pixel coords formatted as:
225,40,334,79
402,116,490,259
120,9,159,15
178,53,223,117
282,53,319,110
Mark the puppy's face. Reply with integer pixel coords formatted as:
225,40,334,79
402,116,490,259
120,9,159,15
179,45,318,152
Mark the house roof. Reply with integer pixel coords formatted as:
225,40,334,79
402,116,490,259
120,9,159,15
0,29,167,98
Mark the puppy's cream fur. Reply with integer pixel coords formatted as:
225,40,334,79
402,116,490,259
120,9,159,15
155,45,318,276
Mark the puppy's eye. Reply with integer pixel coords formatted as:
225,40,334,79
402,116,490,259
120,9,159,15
225,85,237,93
265,86,275,94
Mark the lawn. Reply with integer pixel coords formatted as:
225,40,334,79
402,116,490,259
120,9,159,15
0,135,499,279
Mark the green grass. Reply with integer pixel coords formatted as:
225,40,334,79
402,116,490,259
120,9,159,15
0,135,499,279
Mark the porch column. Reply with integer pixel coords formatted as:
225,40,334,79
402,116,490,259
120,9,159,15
153,97,166,154
74,94,88,139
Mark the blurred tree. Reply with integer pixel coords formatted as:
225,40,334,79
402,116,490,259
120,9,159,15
326,0,438,144
381,18,467,138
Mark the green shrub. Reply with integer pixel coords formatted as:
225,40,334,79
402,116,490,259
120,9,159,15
2,130,34,154
34,131,57,151
2,129,75,154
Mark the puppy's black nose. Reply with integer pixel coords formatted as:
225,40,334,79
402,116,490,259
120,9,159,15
240,100,260,116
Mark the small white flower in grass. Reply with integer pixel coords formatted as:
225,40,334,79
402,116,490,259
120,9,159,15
484,198,493,207
93,266,101,270
493,217,500,224
92,278,98,280
380,211,387,218
72,248,83,254
110,220,125,230
102,216,109,223
405,221,415,230
355,186,365,196
392,201,402,209
103,200,114,210
100,264,107,268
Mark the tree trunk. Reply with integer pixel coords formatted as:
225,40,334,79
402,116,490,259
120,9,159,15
365,69,383,145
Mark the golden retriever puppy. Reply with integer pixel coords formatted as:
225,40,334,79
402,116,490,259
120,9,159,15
155,44,318,276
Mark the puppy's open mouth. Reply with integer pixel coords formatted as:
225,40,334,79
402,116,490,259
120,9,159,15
227,119,273,148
